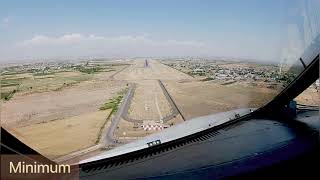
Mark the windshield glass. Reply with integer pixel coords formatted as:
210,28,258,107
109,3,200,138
1,0,319,163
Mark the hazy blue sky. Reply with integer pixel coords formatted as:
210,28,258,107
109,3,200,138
0,0,315,63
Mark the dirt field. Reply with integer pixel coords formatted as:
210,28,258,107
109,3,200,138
1,65,128,126
1,80,126,127
163,80,278,120
7,110,112,159
1,64,128,159
295,85,319,106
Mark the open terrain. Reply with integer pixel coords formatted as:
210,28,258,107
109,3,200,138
1,80,126,127
295,84,319,106
1,61,129,159
163,80,277,120
2,58,313,163
9,110,112,159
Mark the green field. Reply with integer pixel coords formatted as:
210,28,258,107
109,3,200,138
1,71,91,99
0,62,131,101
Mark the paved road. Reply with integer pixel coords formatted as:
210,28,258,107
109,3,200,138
104,83,135,145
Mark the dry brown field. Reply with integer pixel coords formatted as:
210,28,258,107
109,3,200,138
8,110,112,159
162,80,278,120
1,64,128,159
